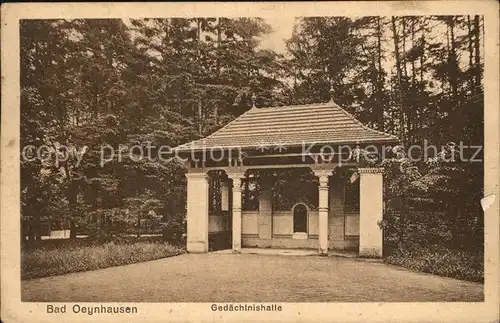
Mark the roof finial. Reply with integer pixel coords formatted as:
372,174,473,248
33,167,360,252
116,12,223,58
251,93,257,108
329,85,334,103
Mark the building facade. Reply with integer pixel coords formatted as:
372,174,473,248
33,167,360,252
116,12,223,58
174,95,398,257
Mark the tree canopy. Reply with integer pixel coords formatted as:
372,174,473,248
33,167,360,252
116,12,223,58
21,16,484,250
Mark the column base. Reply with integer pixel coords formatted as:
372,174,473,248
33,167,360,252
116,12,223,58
319,244,328,256
359,247,382,258
187,241,208,253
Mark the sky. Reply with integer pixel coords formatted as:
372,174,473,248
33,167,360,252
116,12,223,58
122,16,475,81
258,17,296,54
124,17,296,55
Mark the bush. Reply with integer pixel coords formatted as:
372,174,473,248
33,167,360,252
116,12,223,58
161,214,186,245
22,240,184,280
384,245,483,283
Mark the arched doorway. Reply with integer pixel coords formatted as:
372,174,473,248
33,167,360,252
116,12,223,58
293,203,308,234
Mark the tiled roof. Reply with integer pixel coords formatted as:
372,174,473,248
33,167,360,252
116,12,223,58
174,101,399,152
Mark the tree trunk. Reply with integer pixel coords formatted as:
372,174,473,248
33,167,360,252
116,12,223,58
473,15,481,91
447,17,460,140
198,99,202,135
214,105,218,125
216,17,222,83
407,18,417,143
467,16,475,95
34,215,42,240
137,213,141,238
418,25,425,133
70,219,77,239
402,17,408,80
411,19,416,89
197,19,202,41
399,199,405,246
443,27,450,95
376,17,385,132
420,31,425,84
448,17,458,102
391,17,406,145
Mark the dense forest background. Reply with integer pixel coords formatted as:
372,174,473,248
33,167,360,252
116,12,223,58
21,16,484,279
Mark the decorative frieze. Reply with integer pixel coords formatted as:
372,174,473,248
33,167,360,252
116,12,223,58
357,167,385,174
185,172,208,180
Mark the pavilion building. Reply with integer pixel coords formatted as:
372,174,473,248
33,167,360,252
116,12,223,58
174,93,398,257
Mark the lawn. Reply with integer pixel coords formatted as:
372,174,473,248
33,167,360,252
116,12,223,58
21,238,184,280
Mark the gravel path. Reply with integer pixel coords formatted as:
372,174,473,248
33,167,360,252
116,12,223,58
22,253,483,302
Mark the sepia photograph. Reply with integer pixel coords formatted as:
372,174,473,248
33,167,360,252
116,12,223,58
1,1,499,322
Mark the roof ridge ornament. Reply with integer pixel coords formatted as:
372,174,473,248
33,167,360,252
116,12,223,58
329,85,334,103
251,93,257,109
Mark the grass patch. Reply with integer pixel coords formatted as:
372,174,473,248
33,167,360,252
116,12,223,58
384,246,483,283
22,240,184,280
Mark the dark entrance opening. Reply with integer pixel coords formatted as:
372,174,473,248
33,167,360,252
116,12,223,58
208,171,232,251
293,203,308,233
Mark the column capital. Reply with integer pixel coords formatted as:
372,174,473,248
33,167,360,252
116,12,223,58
358,167,385,174
227,173,245,184
227,173,245,191
313,169,332,187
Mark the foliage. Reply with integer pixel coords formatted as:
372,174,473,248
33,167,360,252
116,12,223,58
384,245,483,283
377,144,483,255
345,138,484,281
20,16,484,268
20,18,284,241
286,16,484,146
272,169,319,211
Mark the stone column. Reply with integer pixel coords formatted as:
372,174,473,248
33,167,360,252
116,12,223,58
186,172,209,253
314,170,332,255
220,179,230,232
358,167,384,258
258,175,273,240
220,180,229,212
228,173,244,252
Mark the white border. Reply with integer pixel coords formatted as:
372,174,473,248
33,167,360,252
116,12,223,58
1,2,499,322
